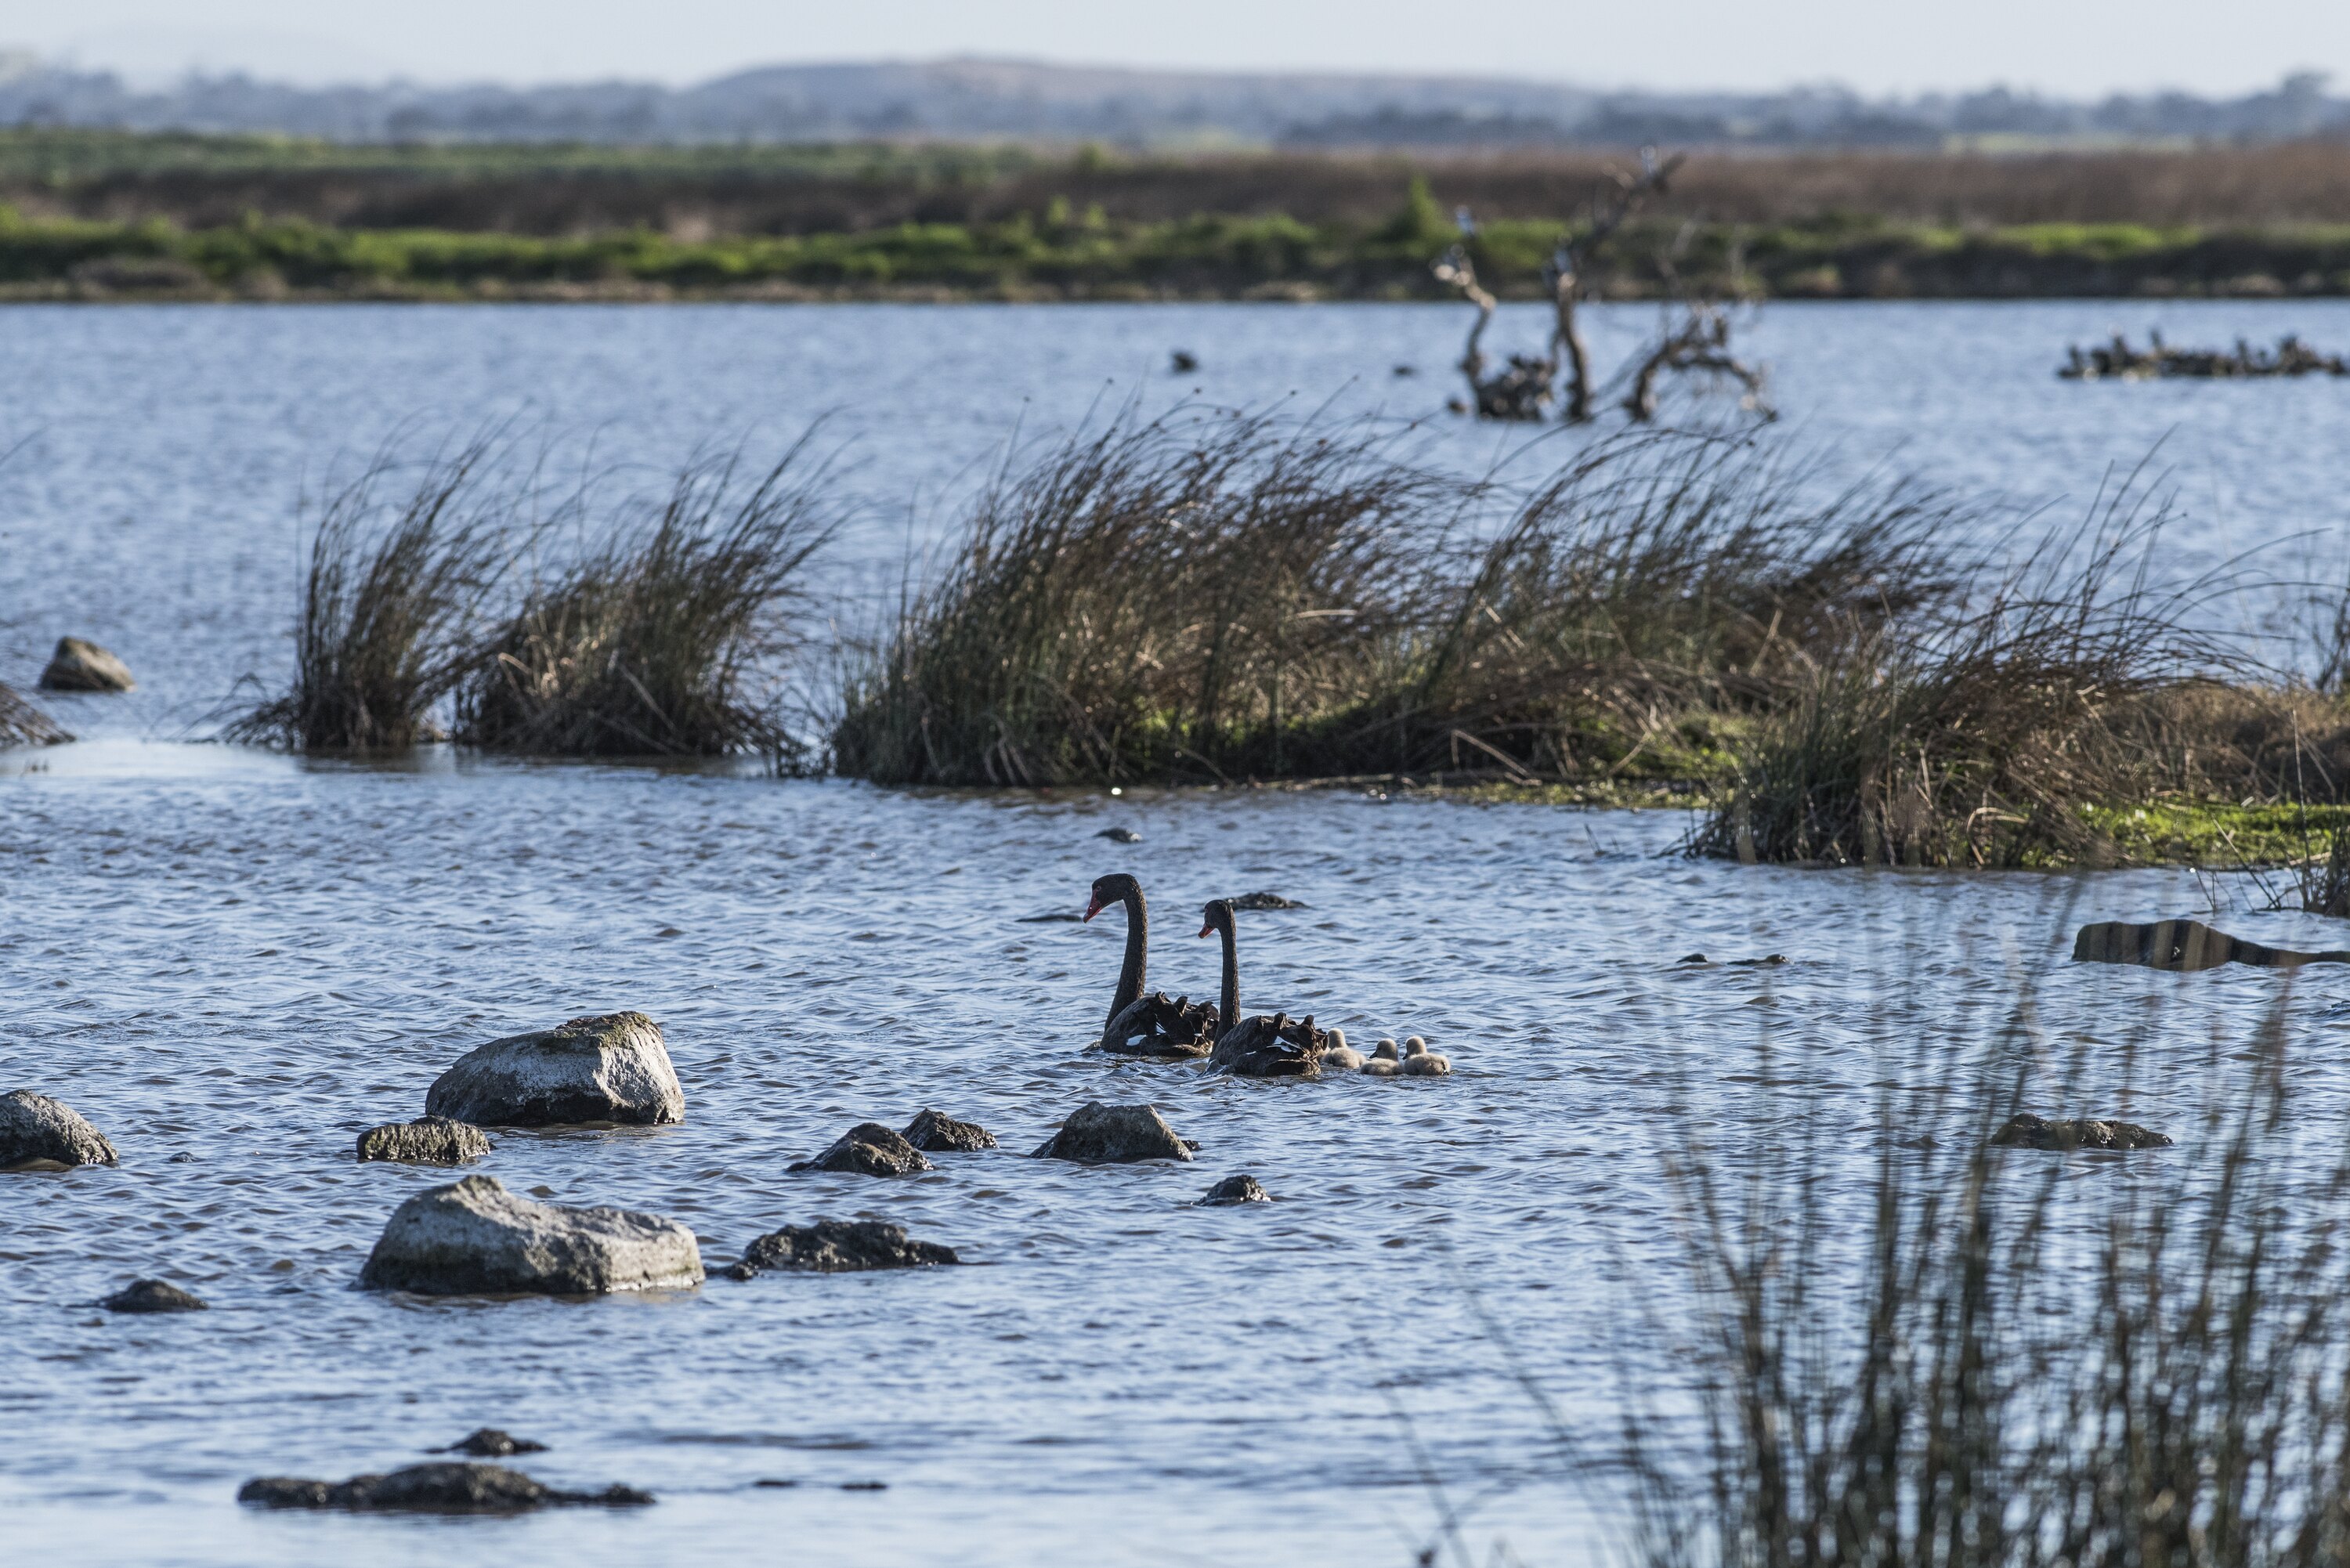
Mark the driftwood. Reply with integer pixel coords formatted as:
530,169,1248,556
2060,332,2348,381
1432,149,1769,426
2072,918,2350,972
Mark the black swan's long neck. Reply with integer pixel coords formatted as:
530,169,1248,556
1216,917,1239,1028
1107,884,1148,1033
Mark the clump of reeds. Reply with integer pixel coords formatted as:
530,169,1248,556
1690,486,2244,867
833,410,1449,786
456,446,833,762
1626,1000,2350,1568
0,679,69,746
833,421,1966,786
226,439,512,750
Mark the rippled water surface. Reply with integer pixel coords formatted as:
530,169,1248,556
6,302,2350,1566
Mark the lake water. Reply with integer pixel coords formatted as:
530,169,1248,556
6,301,2350,1566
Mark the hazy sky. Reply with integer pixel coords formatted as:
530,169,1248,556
12,0,2350,97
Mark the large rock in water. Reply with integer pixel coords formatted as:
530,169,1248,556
1031,1102,1194,1164
100,1278,208,1313
238,1462,651,1512
38,636,135,692
0,682,71,746
425,1013,683,1128
902,1108,997,1151
0,1090,119,1169
790,1122,933,1176
727,1219,960,1277
358,1174,703,1295
1990,1113,2173,1151
356,1117,492,1165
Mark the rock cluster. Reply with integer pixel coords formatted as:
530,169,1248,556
901,1109,997,1152
726,1219,960,1278
358,1175,703,1295
38,636,136,692
0,1090,119,1169
425,1012,684,1127
790,1122,933,1176
1032,1102,1193,1163
237,1462,651,1512
100,1278,208,1313
1990,1113,2172,1151
356,1117,492,1165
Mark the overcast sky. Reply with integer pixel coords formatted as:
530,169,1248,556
12,0,2348,98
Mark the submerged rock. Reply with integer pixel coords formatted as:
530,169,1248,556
1031,1102,1193,1163
237,1462,652,1513
901,1109,997,1152
356,1117,492,1165
0,1089,119,1169
1096,826,1142,844
1990,1113,2173,1151
433,1429,547,1457
425,1012,684,1128
1227,891,1307,910
789,1122,933,1176
38,636,135,692
728,1219,960,1277
2072,918,2350,973
99,1278,208,1313
1196,1174,1271,1205
358,1174,703,1295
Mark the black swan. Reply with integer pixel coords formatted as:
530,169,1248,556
1084,874,1219,1057
1195,898,1326,1078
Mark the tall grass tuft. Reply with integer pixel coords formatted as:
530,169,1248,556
226,439,512,750
1689,487,2259,867
455,445,834,762
1629,1001,2350,1568
833,421,1965,786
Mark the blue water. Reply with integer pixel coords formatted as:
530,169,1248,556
5,301,2350,1566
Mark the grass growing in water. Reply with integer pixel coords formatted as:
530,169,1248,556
833,422,1965,786
456,445,834,761
226,439,512,750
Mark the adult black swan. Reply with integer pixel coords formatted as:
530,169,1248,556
1084,873,1220,1057
1196,898,1326,1078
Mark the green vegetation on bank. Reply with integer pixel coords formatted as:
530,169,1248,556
9,201,2350,300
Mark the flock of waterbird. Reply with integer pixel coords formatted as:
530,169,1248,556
1081,873,1451,1078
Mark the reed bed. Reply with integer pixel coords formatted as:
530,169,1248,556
832,421,1966,786
1684,486,2348,868
1624,997,2350,1568
455,446,833,762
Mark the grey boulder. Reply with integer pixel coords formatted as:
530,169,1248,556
358,1174,703,1295
433,1429,547,1457
901,1108,997,1152
728,1219,960,1277
39,636,136,692
425,1012,683,1128
790,1122,932,1176
100,1278,208,1313
1990,1113,2173,1151
1031,1102,1193,1164
356,1117,492,1165
238,1462,651,1512
0,1089,119,1169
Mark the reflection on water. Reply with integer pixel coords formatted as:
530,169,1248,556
5,302,2350,1564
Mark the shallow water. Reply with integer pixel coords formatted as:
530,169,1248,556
6,302,2350,1566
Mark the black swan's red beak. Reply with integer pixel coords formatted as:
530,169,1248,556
1197,919,1213,938
1083,893,1106,922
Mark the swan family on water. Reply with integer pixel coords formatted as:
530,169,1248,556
1082,874,1450,1080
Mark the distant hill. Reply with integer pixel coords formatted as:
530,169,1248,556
0,53,2344,149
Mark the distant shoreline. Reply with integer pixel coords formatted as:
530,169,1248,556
11,219,2350,305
